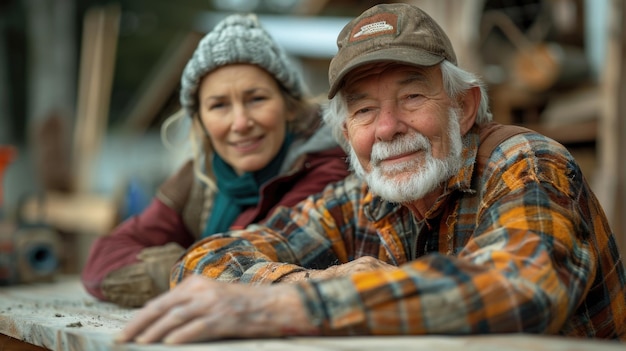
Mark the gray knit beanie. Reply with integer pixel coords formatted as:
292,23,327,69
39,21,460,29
180,13,306,118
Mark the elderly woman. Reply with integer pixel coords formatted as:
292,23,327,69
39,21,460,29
81,13,349,307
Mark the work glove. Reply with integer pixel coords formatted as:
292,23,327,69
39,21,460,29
137,242,185,293
101,242,185,307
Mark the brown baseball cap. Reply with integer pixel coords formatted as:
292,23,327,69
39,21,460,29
328,3,457,98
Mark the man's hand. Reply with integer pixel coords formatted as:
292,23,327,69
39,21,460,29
321,256,397,277
115,275,319,344
280,256,397,282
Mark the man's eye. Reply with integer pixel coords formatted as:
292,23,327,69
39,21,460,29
406,94,423,100
349,107,376,120
406,93,427,102
403,94,426,108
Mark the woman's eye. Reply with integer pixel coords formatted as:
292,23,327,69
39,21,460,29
250,95,268,103
208,102,226,110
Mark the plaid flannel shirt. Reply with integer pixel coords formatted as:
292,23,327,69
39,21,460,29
172,125,626,340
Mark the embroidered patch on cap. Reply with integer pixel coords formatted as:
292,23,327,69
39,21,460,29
349,13,398,42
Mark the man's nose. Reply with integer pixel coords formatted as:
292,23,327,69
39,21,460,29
375,103,407,141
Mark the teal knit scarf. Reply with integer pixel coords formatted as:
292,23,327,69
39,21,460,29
202,133,293,238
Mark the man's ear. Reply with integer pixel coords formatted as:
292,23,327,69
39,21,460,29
458,85,480,135
341,122,349,140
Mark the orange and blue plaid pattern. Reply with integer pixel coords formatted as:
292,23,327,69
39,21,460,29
172,126,626,340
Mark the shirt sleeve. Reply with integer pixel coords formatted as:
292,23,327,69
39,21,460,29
296,135,600,336
170,175,367,285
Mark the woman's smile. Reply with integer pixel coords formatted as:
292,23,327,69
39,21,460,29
230,135,265,153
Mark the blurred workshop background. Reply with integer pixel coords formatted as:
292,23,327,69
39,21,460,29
1,0,625,280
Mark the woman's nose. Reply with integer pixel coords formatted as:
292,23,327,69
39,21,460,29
231,105,253,132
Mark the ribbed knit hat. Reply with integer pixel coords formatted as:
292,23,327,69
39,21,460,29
180,13,306,118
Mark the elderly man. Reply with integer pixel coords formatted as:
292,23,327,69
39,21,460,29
117,3,626,344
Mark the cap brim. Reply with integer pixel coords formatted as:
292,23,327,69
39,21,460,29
328,47,444,99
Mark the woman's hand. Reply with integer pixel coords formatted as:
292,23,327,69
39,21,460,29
115,275,318,344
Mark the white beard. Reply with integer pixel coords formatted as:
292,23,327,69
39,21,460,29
349,108,464,203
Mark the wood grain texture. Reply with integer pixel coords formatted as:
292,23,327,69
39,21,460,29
0,333,49,350
0,276,624,351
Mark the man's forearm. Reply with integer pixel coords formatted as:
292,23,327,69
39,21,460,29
277,269,334,283
278,256,397,283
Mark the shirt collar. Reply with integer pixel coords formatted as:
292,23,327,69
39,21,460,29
444,124,481,195
421,125,480,219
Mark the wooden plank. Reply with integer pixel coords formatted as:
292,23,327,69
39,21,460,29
120,32,202,134
19,192,118,237
407,0,485,74
72,4,120,192
595,0,626,260
1,276,625,351
524,120,597,145
611,0,626,263
540,85,599,126
292,0,332,15
0,334,48,351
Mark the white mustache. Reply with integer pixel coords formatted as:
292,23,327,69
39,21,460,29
371,134,430,166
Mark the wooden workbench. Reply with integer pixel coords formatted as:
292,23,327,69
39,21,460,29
0,276,624,351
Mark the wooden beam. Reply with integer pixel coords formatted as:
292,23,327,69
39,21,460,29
524,120,597,145
407,0,485,74
72,4,120,192
595,0,626,259
19,192,118,237
292,0,332,15
0,334,48,351
120,31,202,134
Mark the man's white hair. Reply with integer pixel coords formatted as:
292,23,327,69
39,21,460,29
322,60,493,152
